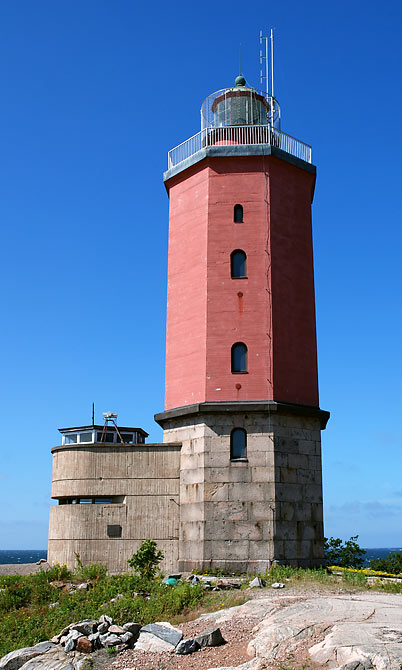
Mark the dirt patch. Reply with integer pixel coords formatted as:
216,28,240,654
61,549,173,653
100,586,348,670
103,614,257,670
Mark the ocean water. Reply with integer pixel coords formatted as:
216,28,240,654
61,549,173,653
0,550,47,565
0,548,401,565
363,547,402,566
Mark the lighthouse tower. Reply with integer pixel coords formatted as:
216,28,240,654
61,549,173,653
155,75,329,572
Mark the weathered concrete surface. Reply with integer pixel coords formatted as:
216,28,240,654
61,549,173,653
48,444,181,573
246,593,402,669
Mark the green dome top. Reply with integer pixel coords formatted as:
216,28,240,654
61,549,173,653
235,75,246,86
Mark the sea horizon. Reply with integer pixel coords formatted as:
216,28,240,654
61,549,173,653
1,547,402,566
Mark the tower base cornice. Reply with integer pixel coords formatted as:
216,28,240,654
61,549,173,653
155,400,329,430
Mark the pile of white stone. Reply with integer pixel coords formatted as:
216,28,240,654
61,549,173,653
51,615,138,653
50,615,225,655
0,618,226,670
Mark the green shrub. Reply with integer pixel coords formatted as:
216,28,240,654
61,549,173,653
369,551,402,575
76,563,108,582
0,580,32,610
127,539,164,582
43,563,72,582
325,535,366,568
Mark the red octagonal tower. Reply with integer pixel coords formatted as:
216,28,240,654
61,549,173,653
156,76,329,572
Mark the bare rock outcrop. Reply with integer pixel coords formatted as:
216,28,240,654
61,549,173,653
0,643,56,670
247,593,402,670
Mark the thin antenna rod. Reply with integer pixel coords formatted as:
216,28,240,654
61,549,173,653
259,30,269,98
239,43,242,75
260,28,279,132
270,28,274,99
92,402,95,425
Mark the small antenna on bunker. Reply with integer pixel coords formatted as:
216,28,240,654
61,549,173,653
100,411,124,444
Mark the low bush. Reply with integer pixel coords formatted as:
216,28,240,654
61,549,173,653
43,563,72,582
369,551,402,575
324,536,366,568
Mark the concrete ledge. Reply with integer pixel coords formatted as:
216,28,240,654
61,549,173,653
155,402,330,430
164,144,316,184
51,442,182,454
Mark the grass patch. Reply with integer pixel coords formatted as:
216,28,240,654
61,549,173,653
264,565,331,587
341,570,367,587
263,565,402,595
0,568,246,658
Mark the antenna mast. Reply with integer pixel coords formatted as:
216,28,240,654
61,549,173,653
259,30,269,98
260,28,275,129
270,29,274,99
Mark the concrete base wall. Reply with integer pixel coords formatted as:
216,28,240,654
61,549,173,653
157,401,327,572
48,536,178,575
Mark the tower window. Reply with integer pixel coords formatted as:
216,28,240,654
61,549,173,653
234,204,243,223
231,250,247,278
231,342,248,373
231,428,247,460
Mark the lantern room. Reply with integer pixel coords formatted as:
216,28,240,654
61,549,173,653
201,75,280,131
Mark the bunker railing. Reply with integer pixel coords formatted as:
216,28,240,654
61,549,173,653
167,125,312,169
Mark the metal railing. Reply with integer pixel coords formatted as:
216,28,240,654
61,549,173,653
167,125,312,169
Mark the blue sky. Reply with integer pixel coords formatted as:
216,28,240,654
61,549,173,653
0,0,401,550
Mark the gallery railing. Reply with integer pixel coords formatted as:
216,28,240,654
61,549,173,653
167,125,312,169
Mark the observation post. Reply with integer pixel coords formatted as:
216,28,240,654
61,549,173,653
155,75,329,572
48,416,181,572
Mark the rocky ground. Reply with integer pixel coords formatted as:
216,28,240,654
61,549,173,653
100,587,402,670
2,574,402,670
102,611,257,670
